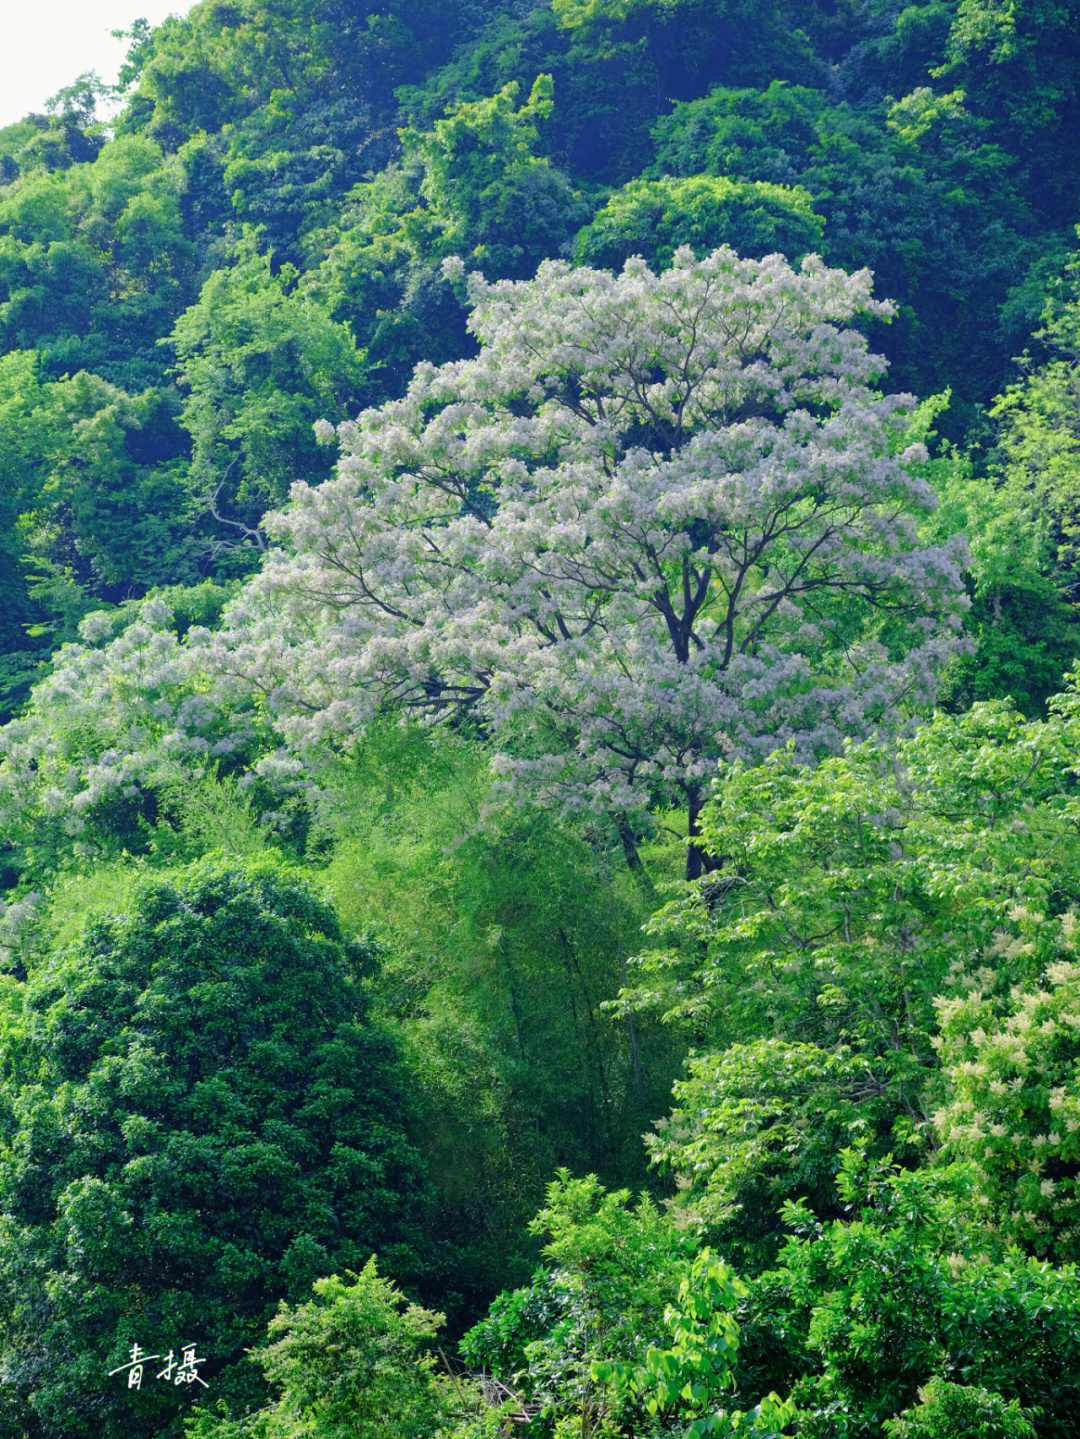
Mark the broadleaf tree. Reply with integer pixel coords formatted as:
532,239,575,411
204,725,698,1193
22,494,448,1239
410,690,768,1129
0,857,431,1439
209,246,966,877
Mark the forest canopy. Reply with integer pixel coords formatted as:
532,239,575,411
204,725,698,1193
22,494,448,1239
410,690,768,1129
1,0,1080,1436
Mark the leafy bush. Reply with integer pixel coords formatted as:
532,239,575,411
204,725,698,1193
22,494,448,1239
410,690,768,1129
885,1380,1036,1439
187,1260,457,1439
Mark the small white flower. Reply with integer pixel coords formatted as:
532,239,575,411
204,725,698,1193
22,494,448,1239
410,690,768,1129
900,442,929,466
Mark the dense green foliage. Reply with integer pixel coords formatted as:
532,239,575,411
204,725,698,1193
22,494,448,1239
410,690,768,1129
2,0,1080,1435
0,858,430,1438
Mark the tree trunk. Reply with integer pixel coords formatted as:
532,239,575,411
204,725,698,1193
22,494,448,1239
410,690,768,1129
615,814,655,896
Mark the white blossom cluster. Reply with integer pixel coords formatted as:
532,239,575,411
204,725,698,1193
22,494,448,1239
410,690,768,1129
934,911,1080,1257
0,599,250,845
0,889,40,970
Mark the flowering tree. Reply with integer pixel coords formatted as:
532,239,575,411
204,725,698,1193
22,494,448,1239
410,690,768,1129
0,249,967,876
208,246,966,876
